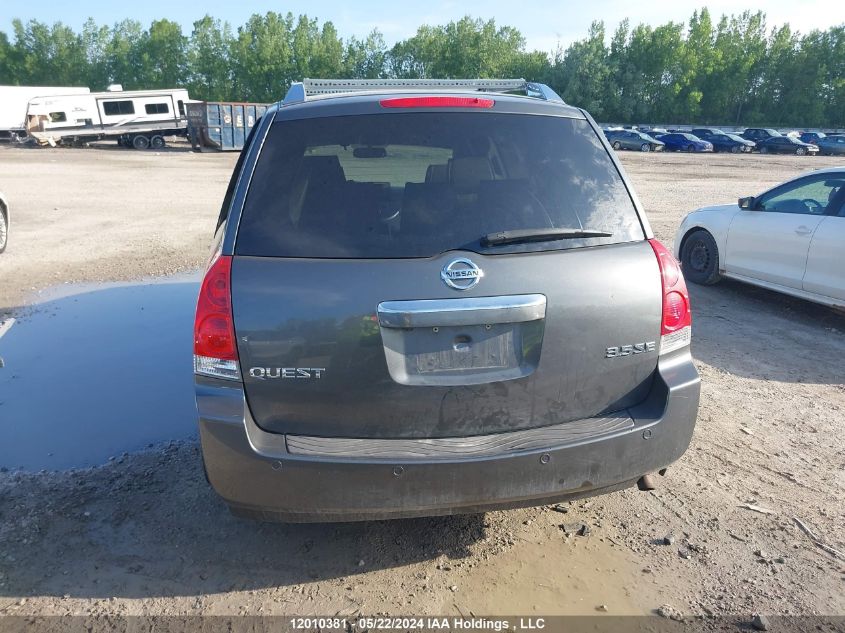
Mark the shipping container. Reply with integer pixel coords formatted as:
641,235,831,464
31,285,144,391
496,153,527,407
186,101,269,151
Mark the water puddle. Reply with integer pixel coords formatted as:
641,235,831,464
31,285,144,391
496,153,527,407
0,274,201,470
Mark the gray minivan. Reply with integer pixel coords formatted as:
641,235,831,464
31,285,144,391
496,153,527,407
194,79,700,522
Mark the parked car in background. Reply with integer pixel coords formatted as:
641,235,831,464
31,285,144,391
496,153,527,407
741,128,781,143
656,133,713,152
194,78,700,522
675,168,844,307
607,130,665,152
0,190,8,253
757,136,819,155
699,132,755,153
799,132,826,144
691,127,726,138
815,135,845,156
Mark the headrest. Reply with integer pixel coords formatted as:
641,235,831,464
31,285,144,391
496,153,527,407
450,157,493,192
300,155,345,187
425,163,450,183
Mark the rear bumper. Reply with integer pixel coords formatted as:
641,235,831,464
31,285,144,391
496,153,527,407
196,350,699,522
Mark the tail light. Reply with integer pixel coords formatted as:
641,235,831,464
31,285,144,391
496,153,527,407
379,96,494,109
648,239,692,355
193,254,240,380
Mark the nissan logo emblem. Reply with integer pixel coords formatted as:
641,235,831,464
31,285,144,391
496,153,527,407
441,258,483,290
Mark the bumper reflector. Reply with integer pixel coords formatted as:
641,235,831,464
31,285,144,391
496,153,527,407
660,326,692,355
194,355,241,380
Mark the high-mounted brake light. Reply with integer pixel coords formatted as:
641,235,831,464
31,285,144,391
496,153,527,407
379,96,495,109
194,254,240,380
648,238,692,355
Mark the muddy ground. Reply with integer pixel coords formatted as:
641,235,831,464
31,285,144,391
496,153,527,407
0,143,843,623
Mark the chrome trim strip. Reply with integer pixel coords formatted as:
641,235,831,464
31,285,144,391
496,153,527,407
286,414,634,460
377,294,546,328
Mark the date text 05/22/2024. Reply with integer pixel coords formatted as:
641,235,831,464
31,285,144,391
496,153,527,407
289,617,548,631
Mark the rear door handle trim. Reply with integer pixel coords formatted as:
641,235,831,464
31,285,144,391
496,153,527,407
377,294,547,328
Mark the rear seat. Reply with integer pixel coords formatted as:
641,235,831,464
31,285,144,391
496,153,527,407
476,180,558,232
403,157,556,245
401,182,479,247
449,157,494,198
296,156,384,240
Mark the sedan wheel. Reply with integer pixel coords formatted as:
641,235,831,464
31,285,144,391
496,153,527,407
796,147,806,156
0,207,7,253
686,145,694,152
612,141,621,150
730,145,740,154
681,229,721,285
641,143,651,152
760,146,768,154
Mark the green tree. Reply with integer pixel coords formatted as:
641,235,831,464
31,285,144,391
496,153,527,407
105,20,145,89
0,31,16,84
136,19,188,88
229,12,296,101
343,30,387,78
9,19,88,86
554,21,609,116
2,9,845,126
187,16,233,100
701,11,767,124
387,17,535,79
752,24,797,125
81,18,111,89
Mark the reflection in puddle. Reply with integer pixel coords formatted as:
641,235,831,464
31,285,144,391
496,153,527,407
0,275,201,470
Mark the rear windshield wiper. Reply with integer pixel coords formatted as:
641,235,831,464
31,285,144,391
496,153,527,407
481,228,613,247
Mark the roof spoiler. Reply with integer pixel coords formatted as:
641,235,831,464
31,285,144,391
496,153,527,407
282,78,565,105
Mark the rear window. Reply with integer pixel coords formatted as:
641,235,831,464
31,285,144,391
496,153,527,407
236,112,643,258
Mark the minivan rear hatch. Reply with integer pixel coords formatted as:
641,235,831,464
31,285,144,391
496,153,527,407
231,104,662,439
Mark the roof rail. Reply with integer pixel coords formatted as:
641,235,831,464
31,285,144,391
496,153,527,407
282,78,564,105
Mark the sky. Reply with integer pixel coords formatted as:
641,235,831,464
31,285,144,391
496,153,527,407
4,0,845,53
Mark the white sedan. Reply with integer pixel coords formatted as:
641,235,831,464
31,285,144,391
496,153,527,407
674,167,845,308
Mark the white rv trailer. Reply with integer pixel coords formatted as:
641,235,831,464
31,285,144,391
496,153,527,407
0,86,91,141
25,88,191,149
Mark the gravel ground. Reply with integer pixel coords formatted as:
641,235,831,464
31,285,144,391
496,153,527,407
0,144,844,623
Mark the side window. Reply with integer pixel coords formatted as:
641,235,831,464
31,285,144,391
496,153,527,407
49,112,67,122
757,177,845,215
144,103,169,115
103,101,135,116
178,100,185,116
216,116,262,231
